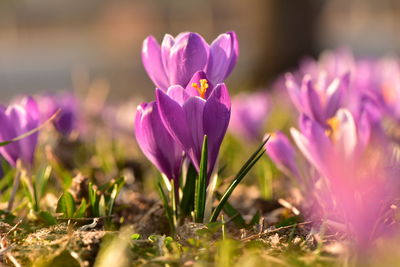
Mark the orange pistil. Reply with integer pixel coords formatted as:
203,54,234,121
192,79,209,99
325,116,340,142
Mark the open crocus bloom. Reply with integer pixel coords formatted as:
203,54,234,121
290,108,371,176
290,107,395,248
142,31,238,91
134,101,183,187
285,72,350,127
156,74,230,178
0,97,40,167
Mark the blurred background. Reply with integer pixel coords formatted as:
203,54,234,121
0,0,399,101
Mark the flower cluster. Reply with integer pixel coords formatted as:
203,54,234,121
0,91,80,171
135,32,238,194
267,49,400,249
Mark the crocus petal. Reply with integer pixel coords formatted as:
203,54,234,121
160,34,175,79
325,73,349,118
0,97,40,166
9,106,37,165
168,33,209,87
357,109,372,153
206,32,237,85
292,115,332,176
166,85,190,106
156,89,192,151
335,109,358,159
135,102,183,180
225,31,239,79
285,73,305,113
266,131,299,177
21,97,40,165
24,96,40,122
303,79,325,123
182,97,207,169
203,83,231,174
142,36,169,90
0,108,19,166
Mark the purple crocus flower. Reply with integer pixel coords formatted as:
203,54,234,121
155,74,230,177
134,101,183,189
289,107,396,249
265,131,299,177
229,91,269,142
38,92,79,136
0,97,40,167
142,31,238,91
290,108,371,176
285,72,350,127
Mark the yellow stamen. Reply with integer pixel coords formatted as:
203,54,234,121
192,79,209,99
325,116,340,141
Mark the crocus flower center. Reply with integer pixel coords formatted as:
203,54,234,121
192,79,209,99
325,116,340,142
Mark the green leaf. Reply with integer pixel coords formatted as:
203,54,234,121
88,182,99,217
105,177,125,194
0,168,15,193
180,163,197,215
73,199,87,218
209,136,270,223
131,233,141,240
107,183,120,217
195,135,208,223
38,211,57,225
34,165,52,202
21,176,34,208
56,191,76,218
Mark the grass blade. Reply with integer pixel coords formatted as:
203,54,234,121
215,192,246,228
209,136,270,222
88,182,99,217
180,163,197,215
195,135,208,223
73,199,87,218
157,181,174,234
